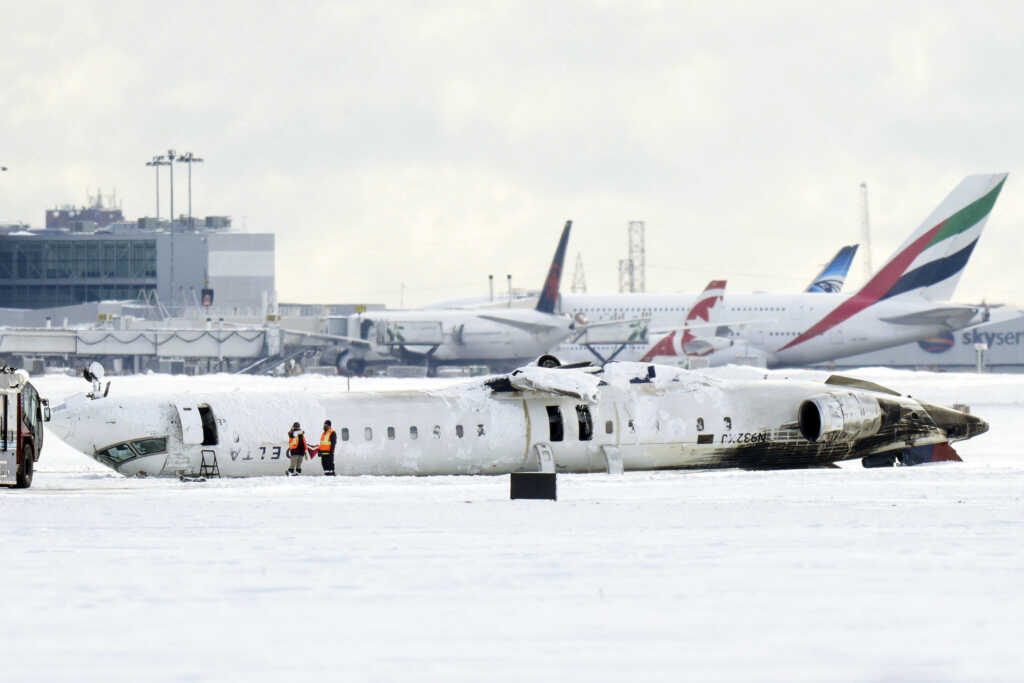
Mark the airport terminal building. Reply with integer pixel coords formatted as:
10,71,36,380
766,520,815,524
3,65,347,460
0,216,275,315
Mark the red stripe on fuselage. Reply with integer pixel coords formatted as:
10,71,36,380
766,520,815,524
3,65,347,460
778,221,946,351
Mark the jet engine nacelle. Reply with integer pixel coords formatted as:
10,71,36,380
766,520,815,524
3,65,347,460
798,391,883,443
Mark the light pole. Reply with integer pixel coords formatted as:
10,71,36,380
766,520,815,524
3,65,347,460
167,148,177,225
176,152,204,229
145,155,169,220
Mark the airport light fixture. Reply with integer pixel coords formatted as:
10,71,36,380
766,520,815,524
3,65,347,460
176,152,204,229
145,155,170,220
167,148,177,223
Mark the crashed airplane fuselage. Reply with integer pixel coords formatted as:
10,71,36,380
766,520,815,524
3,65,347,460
48,362,988,478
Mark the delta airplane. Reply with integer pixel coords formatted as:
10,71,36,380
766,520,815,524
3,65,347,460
558,173,1007,368
317,221,577,375
49,357,987,478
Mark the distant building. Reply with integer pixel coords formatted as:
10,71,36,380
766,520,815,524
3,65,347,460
45,190,124,232
0,213,275,313
814,315,1024,373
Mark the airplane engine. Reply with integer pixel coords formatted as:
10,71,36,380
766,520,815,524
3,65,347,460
798,391,883,444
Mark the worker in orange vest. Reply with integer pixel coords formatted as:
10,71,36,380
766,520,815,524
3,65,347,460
287,422,306,476
319,419,337,476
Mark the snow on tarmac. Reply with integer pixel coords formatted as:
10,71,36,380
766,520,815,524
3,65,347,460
2,368,1023,682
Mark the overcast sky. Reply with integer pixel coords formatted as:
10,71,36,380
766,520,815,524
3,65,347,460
2,1,1022,308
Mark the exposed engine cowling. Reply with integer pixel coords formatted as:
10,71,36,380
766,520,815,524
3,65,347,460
798,391,883,443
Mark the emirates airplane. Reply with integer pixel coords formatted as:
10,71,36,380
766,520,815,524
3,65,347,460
557,173,1008,368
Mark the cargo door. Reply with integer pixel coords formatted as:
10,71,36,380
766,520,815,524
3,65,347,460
174,403,205,445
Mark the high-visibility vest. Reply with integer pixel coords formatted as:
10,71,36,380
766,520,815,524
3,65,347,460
289,435,299,451
320,428,335,453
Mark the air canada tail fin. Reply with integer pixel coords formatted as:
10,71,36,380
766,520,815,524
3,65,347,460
641,280,727,361
859,173,1007,303
805,245,858,293
535,220,572,314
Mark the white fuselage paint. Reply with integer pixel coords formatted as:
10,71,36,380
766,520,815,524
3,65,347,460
348,308,575,367
48,364,952,478
557,292,980,367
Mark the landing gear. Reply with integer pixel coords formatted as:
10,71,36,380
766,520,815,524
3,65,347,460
15,443,34,489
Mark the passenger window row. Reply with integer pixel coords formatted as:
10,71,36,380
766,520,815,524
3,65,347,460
339,424,487,442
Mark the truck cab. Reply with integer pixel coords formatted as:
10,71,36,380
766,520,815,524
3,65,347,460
1,367,49,488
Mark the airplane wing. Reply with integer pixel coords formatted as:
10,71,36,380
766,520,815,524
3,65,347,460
955,306,1024,333
476,314,563,334
486,365,602,403
280,328,373,350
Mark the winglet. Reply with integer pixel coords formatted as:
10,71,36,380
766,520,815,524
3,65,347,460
806,245,858,293
535,220,572,314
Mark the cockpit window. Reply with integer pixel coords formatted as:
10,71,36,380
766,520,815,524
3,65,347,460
94,437,168,465
132,437,167,456
96,442,137,464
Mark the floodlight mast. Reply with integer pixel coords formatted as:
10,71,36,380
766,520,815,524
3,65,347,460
176,152,204,229
167,148,176,224
145,155,170,220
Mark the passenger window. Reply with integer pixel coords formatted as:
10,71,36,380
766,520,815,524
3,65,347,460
456,425,464,438
477,424,485,437
576,405,593,441
723,417,732,431
364,427,373,441
341,428,349,441
696,417,704,432
628,419,635,433
409,426,418,440
433,425,441,439
546,406,564,442
605,420,613,434
387,426,395,440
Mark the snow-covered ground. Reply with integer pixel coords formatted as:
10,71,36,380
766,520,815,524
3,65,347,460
3,367,1023,681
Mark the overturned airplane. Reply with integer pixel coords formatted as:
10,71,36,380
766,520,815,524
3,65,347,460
49,360,987,478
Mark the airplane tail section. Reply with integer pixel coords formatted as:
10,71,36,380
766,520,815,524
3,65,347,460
779,174,1007,352
805,245,858,293
641,280,727,360
535,220,572,314
865,173,1006,303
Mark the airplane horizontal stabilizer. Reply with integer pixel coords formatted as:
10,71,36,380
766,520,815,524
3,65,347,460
878,306,980,328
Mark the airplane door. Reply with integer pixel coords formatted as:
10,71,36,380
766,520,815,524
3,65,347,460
174,403,205,445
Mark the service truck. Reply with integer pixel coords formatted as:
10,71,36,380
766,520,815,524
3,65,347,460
1,366,49,488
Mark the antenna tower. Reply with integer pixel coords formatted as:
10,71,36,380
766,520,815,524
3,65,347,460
859,182,874,282
570,252,587,293
625,221,646,292
618,259,631,293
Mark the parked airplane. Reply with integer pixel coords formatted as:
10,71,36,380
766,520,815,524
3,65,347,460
557,247,856,365
313,221,577,375
49,358,987,478
558,173,1007,368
